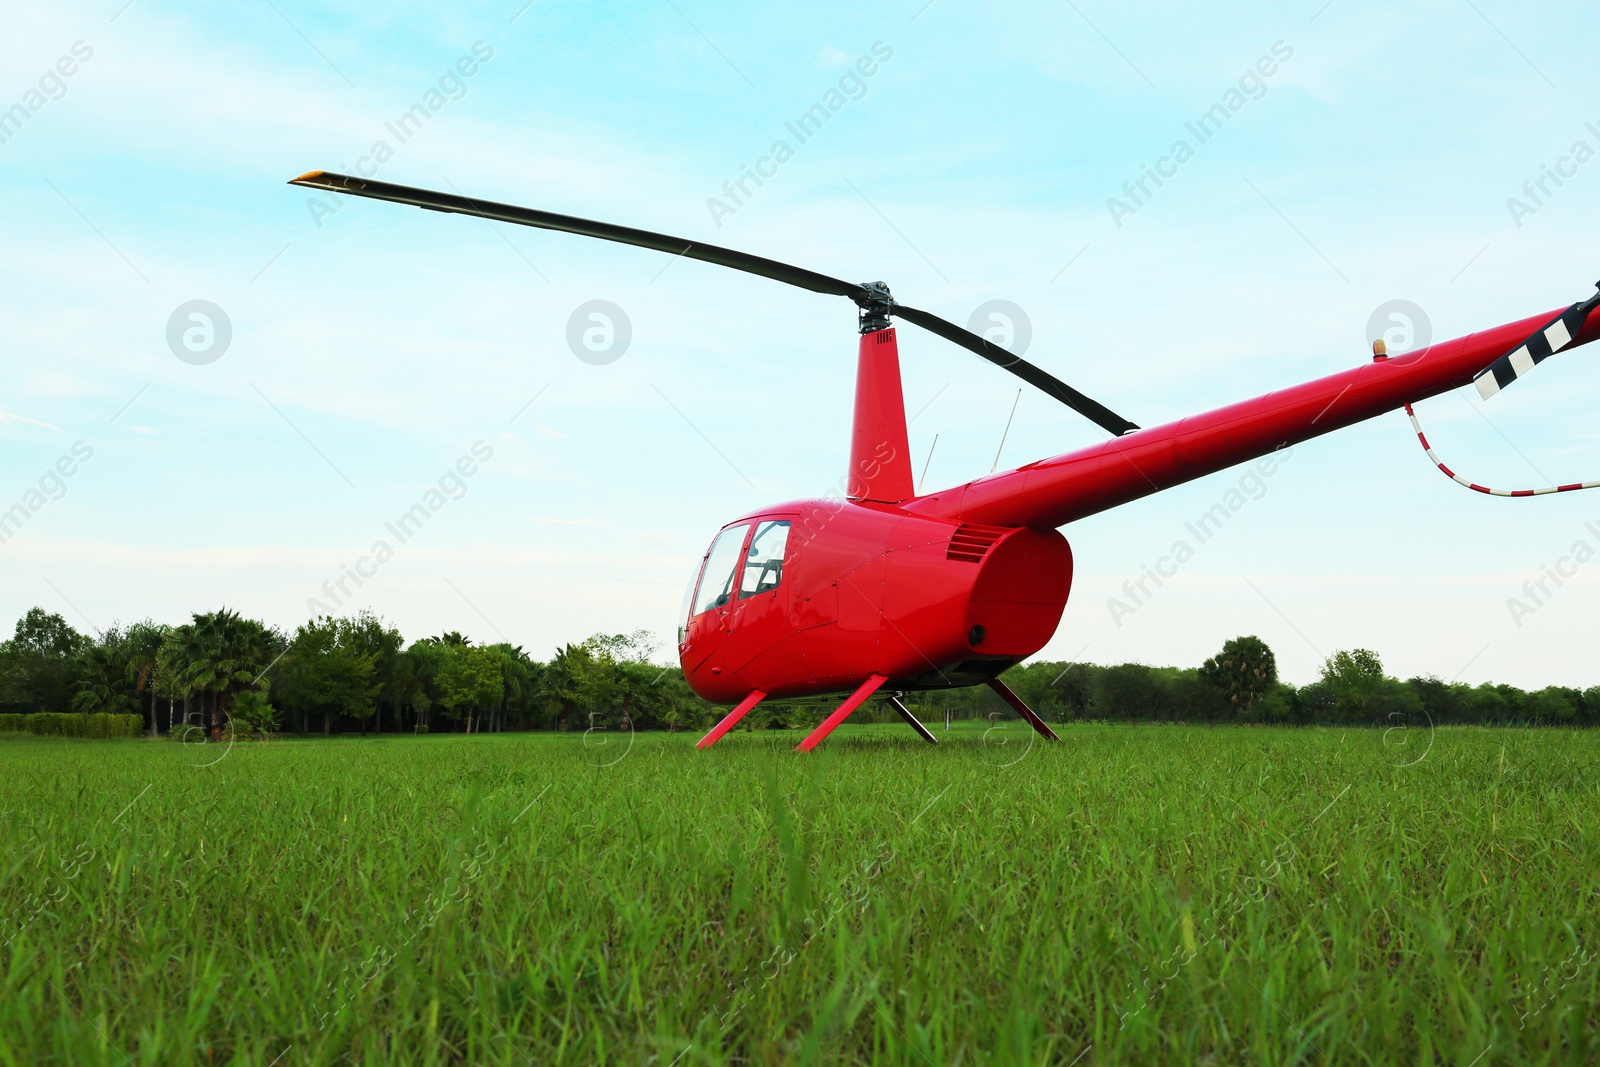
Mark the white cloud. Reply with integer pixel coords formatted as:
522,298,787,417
0,411,61,431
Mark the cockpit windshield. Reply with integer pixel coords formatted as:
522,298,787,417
739,520,790,598
690,523,750,619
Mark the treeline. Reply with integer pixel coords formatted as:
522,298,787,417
907,638,1600,727
0,607,706,737
2,608,1595,736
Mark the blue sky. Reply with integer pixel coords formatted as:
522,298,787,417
3,0,1599,687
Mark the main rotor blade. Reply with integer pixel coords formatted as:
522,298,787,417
288,171,868,301
891,303,1140,437
289,170,1139,435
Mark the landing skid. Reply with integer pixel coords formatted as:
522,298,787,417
698,676,1051,753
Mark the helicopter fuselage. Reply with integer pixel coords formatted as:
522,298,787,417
677,498,1071,703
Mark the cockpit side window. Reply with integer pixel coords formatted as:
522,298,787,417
738,520,791,599
690,523,750,617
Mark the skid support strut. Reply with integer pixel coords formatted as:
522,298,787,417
887,694,937,744
696,690,766,750
796,674,888,752
985,678,1061,741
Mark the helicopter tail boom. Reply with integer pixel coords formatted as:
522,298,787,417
905,301,1600,530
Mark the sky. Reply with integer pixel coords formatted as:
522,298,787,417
3,0,1599,688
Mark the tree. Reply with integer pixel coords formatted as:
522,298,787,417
582,630,659,665
148,637,185,734
646,668,708,732
568,631,693,731
121,620,169,736
540,643,591,731
338,611,403,734
160,623,201,732
278,616,379,737
1321,649,1384,691
542,638,638,732
1199,636,1279,721
1318,648,1387,720
70,639,140,716
395,640,447,733
1048,663,1096,720
1525,687,1579,724
0,608,87,712
229,689,281,738
164,609,284,738
487,643,539,732
434,644,503,732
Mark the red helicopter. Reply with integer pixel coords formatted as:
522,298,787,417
291,171,1600,752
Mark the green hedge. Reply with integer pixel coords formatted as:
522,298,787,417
0,712,143,739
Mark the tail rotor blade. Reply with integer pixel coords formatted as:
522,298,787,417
1475,283,1600,399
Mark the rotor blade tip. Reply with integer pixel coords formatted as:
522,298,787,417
289,170,326,184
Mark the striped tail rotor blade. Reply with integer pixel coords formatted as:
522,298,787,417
1475,284,1600,399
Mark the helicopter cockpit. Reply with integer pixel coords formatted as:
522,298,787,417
678,519,792,644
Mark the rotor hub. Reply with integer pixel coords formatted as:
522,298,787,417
855,281,895,334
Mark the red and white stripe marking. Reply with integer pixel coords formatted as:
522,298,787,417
1405,403,1600,497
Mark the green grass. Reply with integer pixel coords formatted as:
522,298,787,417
1,723,1596,1065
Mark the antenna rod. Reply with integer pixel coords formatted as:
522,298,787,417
918,434,938,494
991,390,1020,474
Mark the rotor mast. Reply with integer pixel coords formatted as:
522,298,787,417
848,283,914,503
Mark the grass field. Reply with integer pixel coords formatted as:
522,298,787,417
1,722,1596,1066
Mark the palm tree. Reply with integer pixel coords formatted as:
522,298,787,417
395,640,446,733
488,643,536,732
163,622,206,733
541,643,599,732
121,621,169,737
172,609,284,739
70,642,140,716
